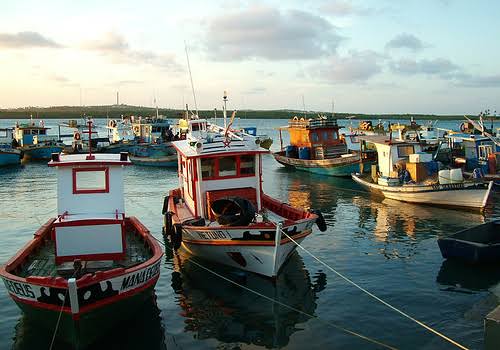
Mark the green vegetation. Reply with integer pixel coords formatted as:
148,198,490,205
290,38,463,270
0,104,495,120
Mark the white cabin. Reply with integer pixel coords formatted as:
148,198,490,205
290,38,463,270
360,136,423,177
48,152,132,264
0,128,15,145
172,119,268,219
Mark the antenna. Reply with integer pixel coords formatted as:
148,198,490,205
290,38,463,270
184,41,198,116
154,95,159,119
223,91,228,129
302,95,307,118
331,98,335,118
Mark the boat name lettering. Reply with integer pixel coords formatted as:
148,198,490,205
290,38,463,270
198,230,228,240
120,261,160,291
3,279,35,299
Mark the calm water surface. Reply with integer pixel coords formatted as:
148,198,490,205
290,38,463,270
0,118,499,349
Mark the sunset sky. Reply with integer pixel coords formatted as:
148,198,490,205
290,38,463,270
0,0,499,114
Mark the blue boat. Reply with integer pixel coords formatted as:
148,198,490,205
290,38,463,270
14,120,64,160
438,220,500,263
273,115,375,177
0,128,22,166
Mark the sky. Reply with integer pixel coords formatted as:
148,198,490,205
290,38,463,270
0,0,499,114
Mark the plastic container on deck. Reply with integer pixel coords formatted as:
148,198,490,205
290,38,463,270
438,169,451,184
298,147,311,160
285,145,298,158
243,127,257,136
450,168,464,183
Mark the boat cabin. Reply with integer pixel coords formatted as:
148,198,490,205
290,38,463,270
14,121,52,146
132,117,173,143
360,136,423,178
445,133,499,172
172,119,268,219
48,152,131,264
0,128,15,146
281,116,346,160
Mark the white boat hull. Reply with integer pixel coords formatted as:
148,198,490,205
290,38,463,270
352,173,493,210
179,221,314,278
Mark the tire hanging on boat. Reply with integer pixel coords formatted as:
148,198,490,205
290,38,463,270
163,212,173,236
310,209,327,232
210,197,256,226
172,224,182,250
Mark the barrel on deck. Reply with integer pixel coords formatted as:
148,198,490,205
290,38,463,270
286,145,298,158
298,147,311,160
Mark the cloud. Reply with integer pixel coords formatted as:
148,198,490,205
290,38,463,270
385,33,428,52
83,32,183,72
320,0,373,16
0,31,62,48
205,6,343,61
455,74,500,88
390,58,460,77
312,50,384,83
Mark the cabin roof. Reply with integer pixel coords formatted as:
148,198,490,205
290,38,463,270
172,138,267,158
445,133,492,142
357,135,419,146
48,153,132,167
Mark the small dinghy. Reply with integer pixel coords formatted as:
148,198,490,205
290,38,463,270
438,220,500,263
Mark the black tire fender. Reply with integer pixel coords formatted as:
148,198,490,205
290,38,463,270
172,224,182,250
310,209,327,232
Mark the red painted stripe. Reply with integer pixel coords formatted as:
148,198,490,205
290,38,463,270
48,160,131,167
183,230,312,246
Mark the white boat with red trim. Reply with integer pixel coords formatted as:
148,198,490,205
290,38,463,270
163,95,326,278
0,126,163,347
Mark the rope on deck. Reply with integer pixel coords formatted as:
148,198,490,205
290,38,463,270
153,236,397,350
279,227,470,350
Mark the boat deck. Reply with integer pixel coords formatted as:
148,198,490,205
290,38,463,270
15,228,153,279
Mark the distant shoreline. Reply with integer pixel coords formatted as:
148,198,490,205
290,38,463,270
0,105,496,121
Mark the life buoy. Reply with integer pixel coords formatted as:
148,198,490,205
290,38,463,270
74,132,81,140
310,209,327,232
108,120,117,128
459,123,466,132
293,116,299,121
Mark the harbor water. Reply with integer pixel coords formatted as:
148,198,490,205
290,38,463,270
0,118,499,349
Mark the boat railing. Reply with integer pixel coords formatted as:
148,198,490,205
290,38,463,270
288,118,338,129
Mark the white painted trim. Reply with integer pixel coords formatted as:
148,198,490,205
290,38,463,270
68,278,79,314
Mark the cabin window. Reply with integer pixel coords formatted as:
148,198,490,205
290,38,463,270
478,145,493,160
323,131,328,140
219,156,237,177
191,123,200,132
331,131,338,140
201,158,216,179
311,133,319,142
240,155,255,175
73,168,109,194
397,145,414,157
0,129,7,138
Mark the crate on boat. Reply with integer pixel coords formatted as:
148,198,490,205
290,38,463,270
409,152,432,163
406,162,428,182
377,176,400,186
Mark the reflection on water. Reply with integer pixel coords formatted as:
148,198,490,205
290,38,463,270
170,251,326,348
436,259,500,292
11,296,166,350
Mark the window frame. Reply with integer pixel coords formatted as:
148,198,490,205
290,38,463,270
200,155,256,180
397,145,415,158
72,167,110,194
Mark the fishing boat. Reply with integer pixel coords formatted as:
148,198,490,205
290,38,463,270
273,115,374,177
102,118,136,154
14,120,64,160
0,124,163,346
438,220,500,263
163,94,326,278
128,116,178,167
62,118,111,154
0,128,22,166
352,135,493,211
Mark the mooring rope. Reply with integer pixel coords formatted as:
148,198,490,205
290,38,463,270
48,286,69,350
279,228,470,350
152,235,397,350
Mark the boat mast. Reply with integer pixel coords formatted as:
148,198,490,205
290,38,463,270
223,91,228,129
184,41,198,117
302,95,307,118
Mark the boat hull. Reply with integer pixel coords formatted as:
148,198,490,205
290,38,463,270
0,150,22,166
180,224,313,278
22,145,64,160
352,173,493,210
129,155,177,167
273,152,367,177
